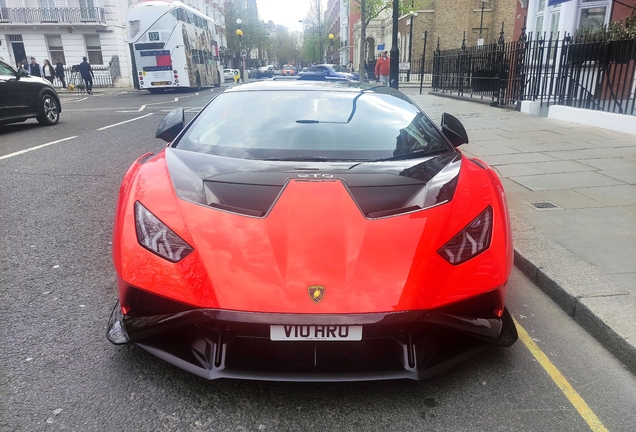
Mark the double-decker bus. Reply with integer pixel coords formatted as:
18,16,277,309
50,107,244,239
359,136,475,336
127,0,222,92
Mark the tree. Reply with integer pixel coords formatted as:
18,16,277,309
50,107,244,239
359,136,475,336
223,0,269,67
300,0,327,64
270,25,303,66
350,0,430,81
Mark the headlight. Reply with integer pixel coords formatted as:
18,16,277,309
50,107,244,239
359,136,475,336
438,206,493,265
135,201,193,262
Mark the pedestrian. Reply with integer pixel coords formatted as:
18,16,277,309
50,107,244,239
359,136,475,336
347,61,353,73
28,57,41,77
42,59,56,84
18,60,28,73
55,58,66,88
374,50,390,86
78,56,95,94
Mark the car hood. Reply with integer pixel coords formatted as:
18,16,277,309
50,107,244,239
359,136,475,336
21,75,53,87
117,148,512,314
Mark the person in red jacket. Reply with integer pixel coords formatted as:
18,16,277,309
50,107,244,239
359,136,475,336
375,50,390,86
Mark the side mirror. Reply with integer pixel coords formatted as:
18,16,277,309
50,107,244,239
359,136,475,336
441,113,469,147
155,108,185,143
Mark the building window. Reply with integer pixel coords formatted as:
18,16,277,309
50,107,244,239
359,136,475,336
46,34,66,64
578,0,610,31
84,34,103,65
532,0,547,37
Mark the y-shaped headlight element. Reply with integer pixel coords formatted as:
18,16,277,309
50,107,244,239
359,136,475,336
135,201,193,263
438,206,493,265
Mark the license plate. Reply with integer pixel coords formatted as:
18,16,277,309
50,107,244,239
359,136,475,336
151,81,171,86
270,325,362,341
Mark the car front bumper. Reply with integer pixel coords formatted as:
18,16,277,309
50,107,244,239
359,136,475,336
107,291,517,382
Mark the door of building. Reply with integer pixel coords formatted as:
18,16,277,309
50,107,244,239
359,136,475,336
9,35,26,68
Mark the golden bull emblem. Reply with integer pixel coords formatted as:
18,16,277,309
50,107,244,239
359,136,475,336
308,285,325,304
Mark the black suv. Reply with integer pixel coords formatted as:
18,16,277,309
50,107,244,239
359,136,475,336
0,59,61,126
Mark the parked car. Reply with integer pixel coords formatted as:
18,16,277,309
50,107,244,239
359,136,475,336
326,63,360,80
107,80,518,382
257,65,275,78
0,59,61,126
223,69,236,81
281,64,296,76
297,64,357,82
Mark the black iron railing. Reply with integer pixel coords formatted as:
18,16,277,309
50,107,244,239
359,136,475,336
431,27,636,116
54,65,114,88
0,8,106,24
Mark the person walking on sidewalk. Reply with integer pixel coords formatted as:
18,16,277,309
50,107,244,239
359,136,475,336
375,50,390,86
79,56,95,94
42,59,56,84
55,59,66,88
28,57,41,77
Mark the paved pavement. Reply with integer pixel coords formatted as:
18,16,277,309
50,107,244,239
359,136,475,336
401,87,636,374
59,84,636,374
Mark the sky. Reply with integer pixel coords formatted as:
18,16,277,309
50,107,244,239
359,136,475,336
257,0,313,32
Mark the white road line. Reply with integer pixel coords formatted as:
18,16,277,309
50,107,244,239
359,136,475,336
0,136,78,161
97,113,153,131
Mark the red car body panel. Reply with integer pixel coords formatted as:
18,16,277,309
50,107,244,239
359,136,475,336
113,151,512,316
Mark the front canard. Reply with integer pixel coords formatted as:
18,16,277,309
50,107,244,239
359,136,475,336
308,285,325,304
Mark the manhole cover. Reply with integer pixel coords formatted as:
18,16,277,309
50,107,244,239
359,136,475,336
530,201,559,209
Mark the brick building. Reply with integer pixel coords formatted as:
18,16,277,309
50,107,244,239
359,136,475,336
352,0,517,74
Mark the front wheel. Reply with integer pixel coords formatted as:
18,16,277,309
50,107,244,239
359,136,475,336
36,94,60,126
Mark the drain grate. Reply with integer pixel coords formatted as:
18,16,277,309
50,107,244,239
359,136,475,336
531,201,559,209
523,201,564,211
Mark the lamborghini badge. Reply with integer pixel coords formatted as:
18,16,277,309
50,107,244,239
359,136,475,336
308,285,325,304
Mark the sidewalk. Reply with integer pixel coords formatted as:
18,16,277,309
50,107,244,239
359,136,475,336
402,88,636,373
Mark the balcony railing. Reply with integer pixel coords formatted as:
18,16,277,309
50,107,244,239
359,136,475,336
0,7,106,25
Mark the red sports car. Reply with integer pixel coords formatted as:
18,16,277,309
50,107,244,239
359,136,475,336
107,81,517,381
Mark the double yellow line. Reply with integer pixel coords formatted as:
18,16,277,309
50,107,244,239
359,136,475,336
514,318,608,432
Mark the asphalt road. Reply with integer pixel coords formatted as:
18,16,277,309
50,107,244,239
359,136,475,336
1,86,635,431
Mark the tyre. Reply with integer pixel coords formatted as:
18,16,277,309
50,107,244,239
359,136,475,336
148,88,165,94
36,93,60,126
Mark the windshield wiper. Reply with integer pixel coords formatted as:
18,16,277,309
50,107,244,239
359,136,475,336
262,156,359,162
368,148,449,163
262,156,330,161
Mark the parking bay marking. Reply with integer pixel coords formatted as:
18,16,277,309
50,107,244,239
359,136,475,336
97,113,153,131
514,318,608,432
0,136,78,161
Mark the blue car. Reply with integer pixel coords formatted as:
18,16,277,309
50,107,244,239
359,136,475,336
297,64,358,82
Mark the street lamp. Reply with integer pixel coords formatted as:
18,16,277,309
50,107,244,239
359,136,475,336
328,33,334,63
478,1,486,46
407,11,416,82
390,0,399,89
236,18,243,82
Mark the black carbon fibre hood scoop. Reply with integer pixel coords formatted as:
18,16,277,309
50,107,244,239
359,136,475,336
165,149,461,218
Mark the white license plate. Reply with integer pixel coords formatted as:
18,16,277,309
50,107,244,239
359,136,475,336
270,325,362,341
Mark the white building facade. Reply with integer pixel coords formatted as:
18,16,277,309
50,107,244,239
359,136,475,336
0,0,226,87
525,0,612,39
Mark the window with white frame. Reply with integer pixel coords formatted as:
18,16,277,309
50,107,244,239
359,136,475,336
46,34,66,64
84,34,103,65
578,0,610,31
534,0,546,37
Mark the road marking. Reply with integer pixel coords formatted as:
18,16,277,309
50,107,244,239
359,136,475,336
0,136,78,161
97,113,153,130
514,318,608,432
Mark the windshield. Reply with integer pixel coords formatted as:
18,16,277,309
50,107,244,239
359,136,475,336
331,65,350,73
175,89,452,161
